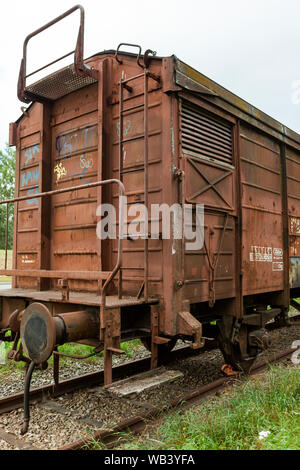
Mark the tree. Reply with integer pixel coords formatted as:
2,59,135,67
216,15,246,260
0,145,15,250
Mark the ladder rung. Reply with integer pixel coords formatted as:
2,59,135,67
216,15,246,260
120,103,144,114
120,167,144,175
121,73,145,84
120,134,145,144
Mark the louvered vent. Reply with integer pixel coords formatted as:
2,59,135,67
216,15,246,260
181,101,233,165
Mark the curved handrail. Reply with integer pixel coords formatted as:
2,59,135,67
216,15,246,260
0,179,125,306
115,43,144,69
17,5,97,103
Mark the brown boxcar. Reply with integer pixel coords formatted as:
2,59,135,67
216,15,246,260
1,6,300,389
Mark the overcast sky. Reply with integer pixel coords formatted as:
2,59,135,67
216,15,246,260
1,0,300,148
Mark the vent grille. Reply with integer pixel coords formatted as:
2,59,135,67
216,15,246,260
181,101,233,165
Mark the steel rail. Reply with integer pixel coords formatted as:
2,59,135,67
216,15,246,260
0,357,150,416
0,339,297,449
60,347,296,451
0,343,219,416
0,316,299,416
0,319,298,448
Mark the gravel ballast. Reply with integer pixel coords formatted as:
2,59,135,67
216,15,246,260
0,323,299,450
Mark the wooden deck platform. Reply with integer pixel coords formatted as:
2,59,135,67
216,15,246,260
0,288,158,308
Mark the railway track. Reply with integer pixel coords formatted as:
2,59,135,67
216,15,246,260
2,10,300,450
0,316,299,450
0,342,218,416
60,347,297,451
1,314,299,416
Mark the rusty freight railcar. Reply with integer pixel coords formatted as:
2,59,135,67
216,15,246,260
1,5,300,422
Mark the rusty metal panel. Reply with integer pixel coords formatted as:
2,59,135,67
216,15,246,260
183,154,235,211
183,213,236,303
180,98,236,305
9,123,17,147
240,123,284,295
286,147,300,287
50,84,100,292
10,49,300,334
12,54,166,299
110,57,164,297
15,105,43,288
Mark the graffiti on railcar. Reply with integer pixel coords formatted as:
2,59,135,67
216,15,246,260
54,125,97,185
26,186,39,205
21,168,39,187
116,120,132,138
54,162,67,184
80,155,94,169
20,167,40,205
290,217,300,235
56,125,97,158
24,144,40,165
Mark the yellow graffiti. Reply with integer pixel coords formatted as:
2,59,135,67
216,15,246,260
54,162,67,183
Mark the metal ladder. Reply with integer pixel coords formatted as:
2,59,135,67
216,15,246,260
117,46,161,301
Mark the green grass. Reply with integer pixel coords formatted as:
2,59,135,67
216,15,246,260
95,365,300,451
0,338,143,374
0,249,12,282
51,338,141,366
0,249,12,269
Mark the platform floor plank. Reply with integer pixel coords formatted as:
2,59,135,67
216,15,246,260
0,288,158,308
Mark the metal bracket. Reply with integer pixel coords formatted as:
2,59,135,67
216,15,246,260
175,280,184,291
177,311,205,349
230,318,242,344
143,49,157,69
172,166,183,180
58,279,69,301
242,308,281,328
106,347,125,355
153,336,171,345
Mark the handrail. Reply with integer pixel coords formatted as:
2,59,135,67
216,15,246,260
0,179,125,306
115,44,157,70
115,43,143,68
17,4,98,103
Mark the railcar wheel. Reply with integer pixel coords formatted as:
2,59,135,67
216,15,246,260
218,340,257,374
217,322,258,374
141,337,177,355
